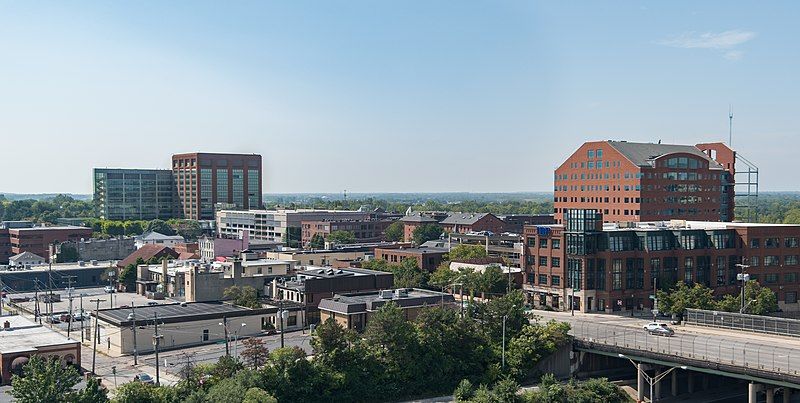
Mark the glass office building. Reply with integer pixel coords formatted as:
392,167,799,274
94,168,177,220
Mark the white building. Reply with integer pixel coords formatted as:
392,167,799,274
8,251,46,268
134,231,186,249
216,209,371,243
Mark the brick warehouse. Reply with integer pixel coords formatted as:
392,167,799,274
522,210,800,314
553,141,736,224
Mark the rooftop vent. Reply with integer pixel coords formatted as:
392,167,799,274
380,290,394,299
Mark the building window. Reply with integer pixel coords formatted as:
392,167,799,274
612,259,622,290
288,316,297,326
750,238,760,248
538,274,548,285
750,256,760,267
527,238,535,247
552,239,561,249
203,329,209,341
787,292,798,304
786,237,799,248
551,276,561,286
765,255,780,266
684,257,694,283
765,274,778,284
540,239,548,248
539,256,548,266
765,238,780,248
785,272,798,283
551,257,561,267
786,256,799,266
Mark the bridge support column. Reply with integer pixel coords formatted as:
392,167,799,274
687,372,694,394
783,388,791,403
766,388,775,403
670,370,678,396
653,369,662,400
702,374,709,390
749,382,764,403
637,364,646,402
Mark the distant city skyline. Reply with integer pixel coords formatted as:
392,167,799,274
1,2,799,193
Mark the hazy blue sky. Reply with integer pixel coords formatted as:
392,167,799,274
1,1,798,194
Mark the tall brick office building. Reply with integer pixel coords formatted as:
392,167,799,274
172,153,263,220
522,210,800,314
553,141,735,224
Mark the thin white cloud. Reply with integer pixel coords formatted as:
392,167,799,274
658,30,756,60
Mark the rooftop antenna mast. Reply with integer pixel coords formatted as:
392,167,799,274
729,105,734,147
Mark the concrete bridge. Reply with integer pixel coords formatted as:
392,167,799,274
534,310,800,402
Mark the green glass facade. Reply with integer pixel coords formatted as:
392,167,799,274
93,168,176,220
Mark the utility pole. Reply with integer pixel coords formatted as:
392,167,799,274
153,312,164,385
80,294,85,343
90,298,104,375
47,259,54,320
34,281,41,324
501,314,507,369
129,303,138,365
222,316,230,356
279,297,285,349
64,276,76,339
0,274,4,317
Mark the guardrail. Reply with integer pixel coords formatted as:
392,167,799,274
572,321,800,378
685,309,800,337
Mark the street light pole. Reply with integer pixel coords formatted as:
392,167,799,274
736,263,750,312
153,312,164,385
619,354,686,402
128,304,138,365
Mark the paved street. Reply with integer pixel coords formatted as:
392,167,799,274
533,309,800,378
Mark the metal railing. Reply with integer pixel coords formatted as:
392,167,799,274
685,309,800,337
572,321,800,378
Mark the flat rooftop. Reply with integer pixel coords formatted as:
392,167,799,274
374,246,449,254
297,266,389,278
1,261,116,272
95,301,296,327
319,288,454,314
10,225,90,232
0,315,79,354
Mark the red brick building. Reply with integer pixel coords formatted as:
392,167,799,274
439,213,506,235
522,210,800,314
301,219,396,246
399,214,439,242
172,153,262,220
373,246,448,272
553,141,735,224
7,226,93,263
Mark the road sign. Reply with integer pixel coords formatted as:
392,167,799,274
651,309,659,315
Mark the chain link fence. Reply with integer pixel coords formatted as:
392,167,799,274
573,321,800,378
685,309,800,337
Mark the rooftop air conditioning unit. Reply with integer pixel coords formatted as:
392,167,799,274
380,290,394,299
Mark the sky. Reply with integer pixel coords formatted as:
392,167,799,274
0,1,798,194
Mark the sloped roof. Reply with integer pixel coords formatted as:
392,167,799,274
440,213,494,226
9,251,46,261
137,231,185,241
118,244,179,268
607,141,722,168
399,214,438,223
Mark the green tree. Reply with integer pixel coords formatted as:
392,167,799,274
327,230,356,244
429,264,459,289
283,226,302,248
447,244,488,261
393,258,429,288
123,221,144,236
103,221,125,236
10,355,82,403
113,381,176,403
412,224,444,245
506,321,571,380
223,285,261,309
454,379,475,402
56,244,80,263
145,219,175,236
243,388,278,403
73,377,109,403
473,290,528,342
716,280,778,315
363,303,422,396
308,233,325,249
656,282,716,316
384,221,405,242
167,219,203,240
204,378,247,403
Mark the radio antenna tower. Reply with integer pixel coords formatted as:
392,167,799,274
728,105,734,147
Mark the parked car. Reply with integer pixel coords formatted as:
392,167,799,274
73,312,86,321
59,313,72,322
104,286,115,293
45,315,61,324
147,301,159,306
643,322,674,336
134,373,155,384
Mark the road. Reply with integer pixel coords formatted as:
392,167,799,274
533,310,800,379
